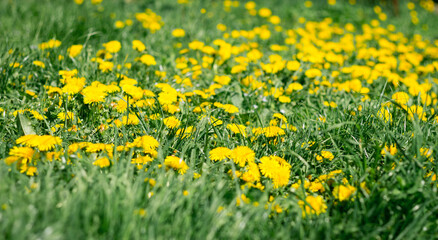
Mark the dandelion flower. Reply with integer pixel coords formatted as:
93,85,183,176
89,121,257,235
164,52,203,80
122,84,144,100
103,40,121,53
258,156,291,188
298,195,327,217
62,77,86,95
26,166,38,176
377,107,392,123
172,29,186,38
213,75,231,85
230,146,255,167
381,144,397,156
99,61,114,73
82,86,108,104
164,156,189,174
333,185,356,201
140,54,156,66
227,124,247,137
131,135,160,152
391,91,409,106
305,69,322,78
33,60,45,68
258,8,272,18
5,146,35,165
321,151,334,161
221,104,239,114
132,40,146,52
263,126,285,138
16,135,62,151
93,157,111,168
57,111,75,122
209,147,232,161
241,162,261,183
163,116,181,129
68,45,83,58
175,126,195,139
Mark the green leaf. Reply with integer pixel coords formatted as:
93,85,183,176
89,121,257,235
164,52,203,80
18,113,36,135
230,84,243,109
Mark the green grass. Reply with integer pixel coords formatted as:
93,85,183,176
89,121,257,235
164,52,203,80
1,0,438,239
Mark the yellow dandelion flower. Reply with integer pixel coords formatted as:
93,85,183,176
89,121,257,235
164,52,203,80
27,109,46,120
391,91,409,106
263,126,285,138
6,146,35,165
57,111,75,122
258,156,279,179
122,114,140,125
16,135,62,151
230,146,255,167
9,62,22,68
241,162,261,183
320,151,334,161
132,40,146,52
189,40,204,50
272,113,287,123
163,116,181,129
38,39,61,50
103,40,121,53
271,166,290,188
131,155,153,165
408,105,427,122
25,90,37,97
381,144,397,156
285,82,303,94
164,156,189,174
172,29,186,38
140,54,156,66
115,21,125,29
32,60,45,68
91,0,103,4
258,8,272,18
93,157,111,168
420,147,433,161
122,84,144,100
278,95,291,103
209,147,232,161
252,127,264,136
26,166,38,176
377,107,392,123
227,123,247,137
328,0,336,5
62,77,86,95
213,75,231,85
258,156,291,188
305,69,322,78
68,45,83,58
115,98,128,113
308,181,324,192
99,61,114,73
333,185,356,201
82,86,108,104
131,135,159,152
175,126,195,139
86,143,112,153
298,195,327,217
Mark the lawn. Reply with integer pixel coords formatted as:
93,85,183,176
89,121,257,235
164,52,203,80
1,0,438,239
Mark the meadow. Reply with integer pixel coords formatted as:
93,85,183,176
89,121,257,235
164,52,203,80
1,0,438,239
